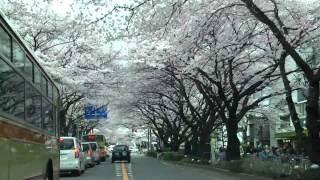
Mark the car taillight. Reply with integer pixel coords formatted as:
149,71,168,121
74,148,79,158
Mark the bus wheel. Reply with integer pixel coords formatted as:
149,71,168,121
44,163,53,180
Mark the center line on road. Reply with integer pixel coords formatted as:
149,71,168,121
121,163,129,180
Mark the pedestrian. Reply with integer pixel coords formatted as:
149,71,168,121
218,147,226,161
156,148,162,160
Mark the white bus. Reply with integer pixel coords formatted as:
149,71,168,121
0,10,60,180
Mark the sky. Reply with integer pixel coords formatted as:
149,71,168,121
50,0,136,139
52,0,73,15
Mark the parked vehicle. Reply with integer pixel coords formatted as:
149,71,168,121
59,137,86,176
112,145,131,163
82,134,108,161
89,142,101,164
81,142,95,168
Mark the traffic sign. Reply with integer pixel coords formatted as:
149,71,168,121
84,104,108,120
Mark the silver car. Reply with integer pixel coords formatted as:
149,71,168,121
81,142,95,168
89,142,101,164
59,137,86,176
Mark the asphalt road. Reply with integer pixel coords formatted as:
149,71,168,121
60,154,271,180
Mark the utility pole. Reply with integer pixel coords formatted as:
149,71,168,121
147,128,150,151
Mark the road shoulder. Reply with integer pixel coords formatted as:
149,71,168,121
159,159,274,180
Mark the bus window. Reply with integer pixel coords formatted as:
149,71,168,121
48,83,53,100
90,143,97,151
24,57,33,81
82,144,89,152
0,59,25,119
41,75,47,96
33,66,41,89
12,40,25,72
53,86,59,105
0,25,11,60
25,82,42,127
53,106,59,136
43,98,53,133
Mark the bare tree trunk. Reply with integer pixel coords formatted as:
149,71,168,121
60,109,67,136
226,119,240,160
198,131,211,160
306,81,320,163
279,55,305,154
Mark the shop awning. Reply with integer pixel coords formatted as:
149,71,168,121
275,128,308,139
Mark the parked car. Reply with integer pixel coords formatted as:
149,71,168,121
59,137,86,176
89,142,101,164
81,142,95,168
112,145,131,163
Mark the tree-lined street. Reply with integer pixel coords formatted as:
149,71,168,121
1,0,320,179
61,155,270,180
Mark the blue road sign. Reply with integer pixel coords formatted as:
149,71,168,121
84,104,108,120
84,104,95,119
96,105,108,119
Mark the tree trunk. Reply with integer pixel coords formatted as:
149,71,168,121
190,136,199,157
162,137,170,150
59,109,67,136
306,81,320,164
226,120,240,160
170,141,180,152
197,132,211,160
279,57,305,154
184,140,191,155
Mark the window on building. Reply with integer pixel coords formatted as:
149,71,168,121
25,82,42,128
0,25,11,60
299,103,306,115
0,59,25,119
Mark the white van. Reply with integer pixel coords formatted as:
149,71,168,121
59,137,86,176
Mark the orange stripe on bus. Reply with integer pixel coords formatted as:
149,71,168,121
0,121,47,143
23,174,43,180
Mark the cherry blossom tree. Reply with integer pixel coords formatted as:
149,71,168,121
240,0,320,164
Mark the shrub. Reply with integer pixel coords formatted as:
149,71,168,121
179,157,193,164
146,151,157,158
300,169,320,180
215,157,291,178
160,152,184,161
216,160,243,173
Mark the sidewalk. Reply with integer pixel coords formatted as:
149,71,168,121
161,160,274,180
